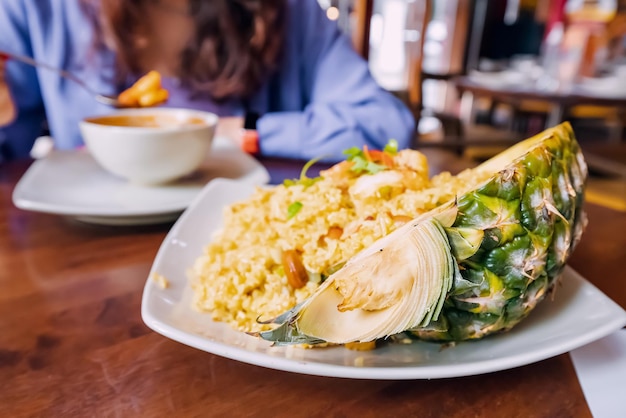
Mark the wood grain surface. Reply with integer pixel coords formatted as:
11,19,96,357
2,147,623,417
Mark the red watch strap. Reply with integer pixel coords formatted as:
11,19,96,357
241,129,259,155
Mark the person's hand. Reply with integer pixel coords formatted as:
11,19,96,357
0,55,17,127
216,116,260,154
215,116,244,143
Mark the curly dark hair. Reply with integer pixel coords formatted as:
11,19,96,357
82,0,285,100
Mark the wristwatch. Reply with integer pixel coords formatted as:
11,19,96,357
242,111,260,154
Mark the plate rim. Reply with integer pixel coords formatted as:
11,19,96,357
141,179,626,380
141,268,626,380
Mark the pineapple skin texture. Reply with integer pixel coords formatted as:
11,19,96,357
413,123,588,342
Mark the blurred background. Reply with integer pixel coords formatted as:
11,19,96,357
319,0,626,210
317,0,626,148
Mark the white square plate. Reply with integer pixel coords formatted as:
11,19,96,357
141,178,626,379
12,137,269,225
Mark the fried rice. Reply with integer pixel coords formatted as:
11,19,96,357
189,148,491,332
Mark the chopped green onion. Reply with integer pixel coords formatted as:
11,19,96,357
342,146,363,159
287,201,303,219
365,161,386,174
349,155,386,175
384,139,399,155
283,156,324,187
350,155,369,172
343,144,390,175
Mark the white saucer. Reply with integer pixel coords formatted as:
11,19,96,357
12,137,269,225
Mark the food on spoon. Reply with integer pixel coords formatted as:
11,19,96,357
117,70,168,107
257,122,587,345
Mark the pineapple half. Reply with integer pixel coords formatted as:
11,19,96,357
259,122,588,345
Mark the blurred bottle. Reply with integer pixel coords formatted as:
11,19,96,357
565,0,617,24
565,0,617,78
537,21,564,90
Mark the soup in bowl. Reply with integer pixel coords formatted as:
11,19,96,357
80,108,218,185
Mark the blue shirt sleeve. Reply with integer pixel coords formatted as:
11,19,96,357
257,0,416,161
1,0,416,162
0,0,47,159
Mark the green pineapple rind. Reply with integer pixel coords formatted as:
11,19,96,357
412,122,588,341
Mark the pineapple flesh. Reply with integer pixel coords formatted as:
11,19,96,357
259,122,588,345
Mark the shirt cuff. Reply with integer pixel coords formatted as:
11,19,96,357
256,112,303,158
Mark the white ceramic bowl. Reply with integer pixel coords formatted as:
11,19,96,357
80,108,218,185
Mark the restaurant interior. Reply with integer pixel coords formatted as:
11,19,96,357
324,0,626,210
2,0,626,416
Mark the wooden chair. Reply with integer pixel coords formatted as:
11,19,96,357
351,0,507,154
351,0,374,61
351,0,432,126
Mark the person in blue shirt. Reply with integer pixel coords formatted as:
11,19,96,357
0,0,415,162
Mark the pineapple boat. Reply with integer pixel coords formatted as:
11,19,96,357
259,122,587,345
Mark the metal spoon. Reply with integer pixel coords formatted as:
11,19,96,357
0,50,122,107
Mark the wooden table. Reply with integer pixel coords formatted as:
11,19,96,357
454,75,626,133
1,151,625,417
